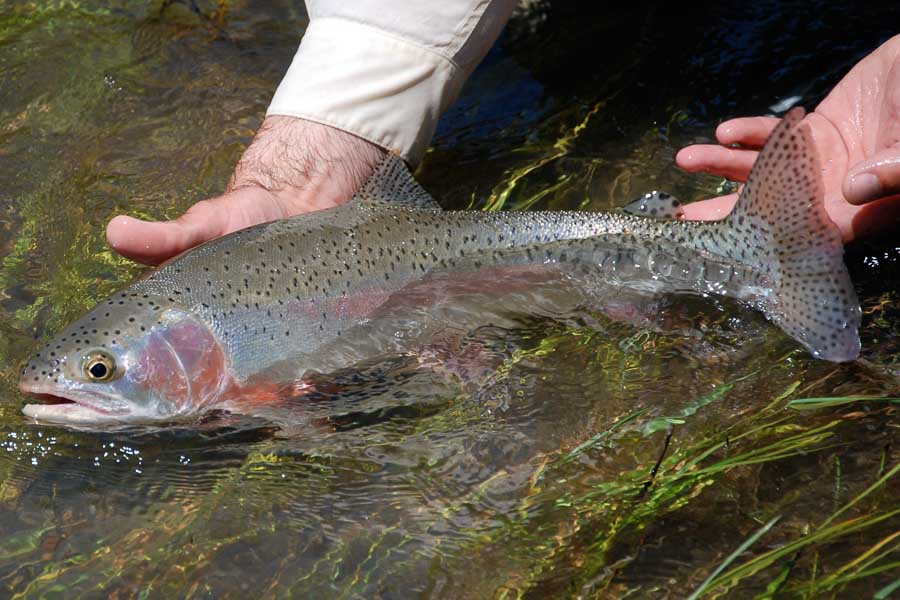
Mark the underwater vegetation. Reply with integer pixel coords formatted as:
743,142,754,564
0,1,897,597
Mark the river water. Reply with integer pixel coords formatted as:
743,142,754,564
0,1,897,598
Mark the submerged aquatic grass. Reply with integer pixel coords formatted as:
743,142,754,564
448,355,898,597
788,396,900,410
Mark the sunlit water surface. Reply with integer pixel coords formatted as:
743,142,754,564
0,1,898,598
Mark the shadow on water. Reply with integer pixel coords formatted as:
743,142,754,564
0,0,898,597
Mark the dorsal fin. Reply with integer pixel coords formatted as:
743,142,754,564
352,154,441,210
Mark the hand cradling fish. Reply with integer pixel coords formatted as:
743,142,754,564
19,108,861,426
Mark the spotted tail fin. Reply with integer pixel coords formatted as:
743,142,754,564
722,107,860,361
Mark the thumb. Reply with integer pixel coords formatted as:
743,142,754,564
843,146,900,205
106,197,231,266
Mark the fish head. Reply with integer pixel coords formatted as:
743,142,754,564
19,295,230,426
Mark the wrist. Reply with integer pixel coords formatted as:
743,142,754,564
229,116,387,211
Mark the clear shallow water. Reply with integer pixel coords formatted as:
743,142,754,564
1,1,898,598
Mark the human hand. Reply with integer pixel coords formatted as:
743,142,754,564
107,116,386,264
675,34,900,243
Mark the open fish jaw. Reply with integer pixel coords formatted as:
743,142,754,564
20,383,129,424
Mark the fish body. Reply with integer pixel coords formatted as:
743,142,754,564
19,108,861,425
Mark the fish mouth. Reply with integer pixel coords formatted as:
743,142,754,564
19,382,129,424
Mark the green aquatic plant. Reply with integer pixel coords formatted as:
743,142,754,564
435,367,898,598
788,396,900,411
1,3,898,597
482,100,606,212
692,462,899,598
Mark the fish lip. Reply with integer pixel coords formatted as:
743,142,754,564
18,381,127,418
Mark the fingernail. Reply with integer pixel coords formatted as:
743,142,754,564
847,173,882,204
716,124,734,142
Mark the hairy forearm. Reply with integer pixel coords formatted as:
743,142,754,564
229,115,387,211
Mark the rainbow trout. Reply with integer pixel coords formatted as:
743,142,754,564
19,108,860,425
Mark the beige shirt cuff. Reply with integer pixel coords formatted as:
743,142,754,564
266,18,466,166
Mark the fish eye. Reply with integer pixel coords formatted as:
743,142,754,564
82,350,118,382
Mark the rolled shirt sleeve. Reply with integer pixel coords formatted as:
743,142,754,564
266,1,517,165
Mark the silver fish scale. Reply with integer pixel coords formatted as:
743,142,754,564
130,203,769,380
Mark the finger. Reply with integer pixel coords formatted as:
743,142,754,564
850,194,900,242
843,148,900,205
680,193,739,221
107,198,230,265
715,116,780,148
676,146,759,182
